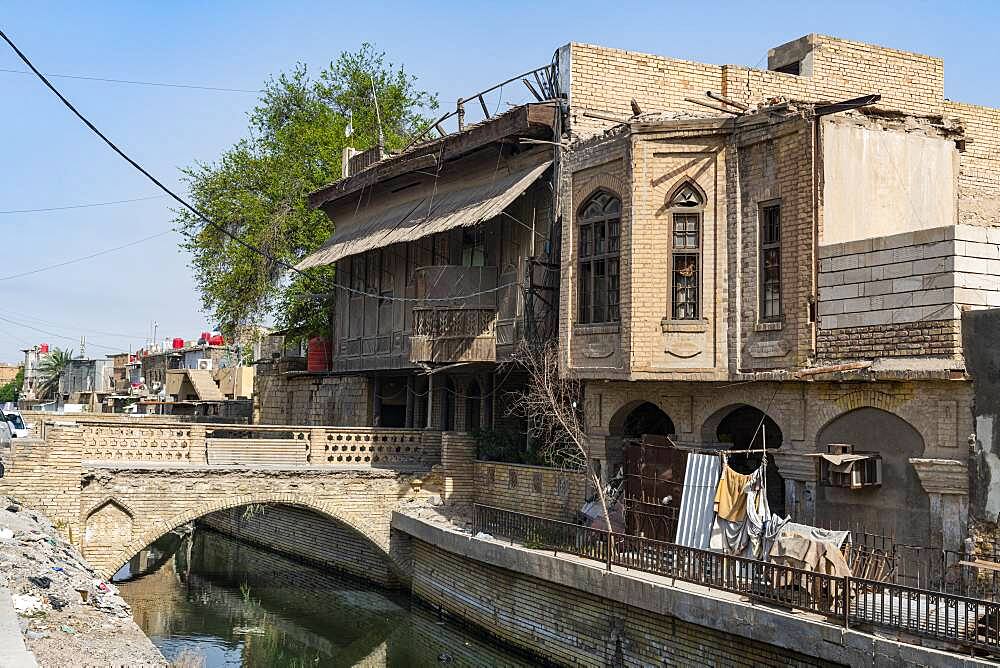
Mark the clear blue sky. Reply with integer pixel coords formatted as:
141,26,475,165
1,1,997,364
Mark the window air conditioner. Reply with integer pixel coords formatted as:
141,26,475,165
197,359,214,371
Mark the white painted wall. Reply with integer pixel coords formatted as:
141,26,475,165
822,121,956,245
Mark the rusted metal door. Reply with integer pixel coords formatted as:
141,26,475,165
622,435,686,541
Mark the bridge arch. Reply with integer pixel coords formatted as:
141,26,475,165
100,492,403,581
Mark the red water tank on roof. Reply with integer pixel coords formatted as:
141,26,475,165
39,343,49,353
208,334,224,346
199,332,211,344
307,337,331,372
172,338,184,349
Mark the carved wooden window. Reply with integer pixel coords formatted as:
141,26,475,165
759,203,782,322
668,183,704,320
578,191,621,324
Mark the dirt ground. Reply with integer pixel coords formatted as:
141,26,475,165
0,495,166,667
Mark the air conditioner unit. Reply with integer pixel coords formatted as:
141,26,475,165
197,359,214,371
811,443,882,490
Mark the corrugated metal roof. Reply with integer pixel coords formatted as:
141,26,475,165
296,160,552,270
675,453,721,550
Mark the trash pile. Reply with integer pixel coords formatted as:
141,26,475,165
0,496,165,667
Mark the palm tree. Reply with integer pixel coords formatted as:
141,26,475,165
37,348,73,399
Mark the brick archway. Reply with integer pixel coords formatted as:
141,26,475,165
101,492,400,580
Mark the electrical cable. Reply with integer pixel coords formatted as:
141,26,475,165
0,313,137,353
0,66,260,93
0,29,540,306
0,194,166,215
0,230,173,282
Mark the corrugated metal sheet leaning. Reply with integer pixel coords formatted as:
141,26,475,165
674,453,720,550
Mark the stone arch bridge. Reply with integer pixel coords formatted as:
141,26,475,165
0,418,454,580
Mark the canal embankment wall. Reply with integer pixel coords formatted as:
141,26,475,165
392,511,997,668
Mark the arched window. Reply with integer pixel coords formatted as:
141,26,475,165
577,191,621,324
668,181,704,320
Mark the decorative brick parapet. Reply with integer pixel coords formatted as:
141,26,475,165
474,461,587,521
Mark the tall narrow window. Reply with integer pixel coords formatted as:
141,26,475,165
461,227,486,267
668,182,704,321
578,191,621,324
671,214,700,320
759,203,781,321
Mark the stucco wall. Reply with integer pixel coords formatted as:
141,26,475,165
821,120,957,246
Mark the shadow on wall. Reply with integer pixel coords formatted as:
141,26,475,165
815,407,929,546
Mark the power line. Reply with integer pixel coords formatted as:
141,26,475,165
0,29,523,306
8,313,150,341
0,67,260,93
0,313,134,353
0,230,173,282
0,194,166,215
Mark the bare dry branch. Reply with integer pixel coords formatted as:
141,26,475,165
506,340,613,532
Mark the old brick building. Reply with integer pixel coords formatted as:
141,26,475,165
262,33,999,554
558,34,998,552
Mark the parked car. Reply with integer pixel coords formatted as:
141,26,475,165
0,420,11,477
3,410,29,438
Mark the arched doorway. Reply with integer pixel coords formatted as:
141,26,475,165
816,408,928,546
610,402,680,540
705,405,785,517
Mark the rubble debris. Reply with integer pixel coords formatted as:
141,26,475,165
0,495,165,666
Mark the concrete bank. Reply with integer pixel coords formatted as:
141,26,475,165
393,511,998,668
0,496,164,667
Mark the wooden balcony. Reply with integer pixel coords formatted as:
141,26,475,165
409,265,498,364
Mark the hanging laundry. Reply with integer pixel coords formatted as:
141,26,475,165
713,461,752,522
780,522,851,549
768,528,852,578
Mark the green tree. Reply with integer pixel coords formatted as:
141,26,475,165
0,368,23,403
176,44,438,339
37,348,73,399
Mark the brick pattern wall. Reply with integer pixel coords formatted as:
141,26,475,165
735,117,814,371
0,425,83,540
256,364,369,426
946,100,1000,227
817,225,1000,360
817,320,961,360
568,34,946,142
199,504,398,586
410,538,838,667
474,461,587,521
440,432,476,504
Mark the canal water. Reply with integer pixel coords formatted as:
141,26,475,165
115,528,532,667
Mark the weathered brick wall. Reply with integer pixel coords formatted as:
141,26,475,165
565,42,722,138
734,115,814,371
199,504,398,586
256,364,369,426
440,431,475,504
474,461,587,521
583,378,972,549
0,426,83,540
946,100,1000,227
816,225,1000,361
409,537,837,667
567,34,946,141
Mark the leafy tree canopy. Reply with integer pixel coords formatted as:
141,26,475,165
37,348,73,400
0,368,23,404
176,44,438,339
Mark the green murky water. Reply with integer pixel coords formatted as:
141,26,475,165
115,529,532,667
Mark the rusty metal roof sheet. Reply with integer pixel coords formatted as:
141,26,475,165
297,160,551,270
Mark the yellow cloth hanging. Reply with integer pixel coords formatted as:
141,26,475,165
714,465,751,522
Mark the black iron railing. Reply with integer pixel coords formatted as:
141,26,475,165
474,504,1000,653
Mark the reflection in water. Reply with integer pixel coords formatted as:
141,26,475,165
116,528,532,667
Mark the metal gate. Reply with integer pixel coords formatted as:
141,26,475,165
622,435,686,542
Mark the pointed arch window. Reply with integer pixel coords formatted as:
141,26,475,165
668,182,704,320
578,191,621,324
